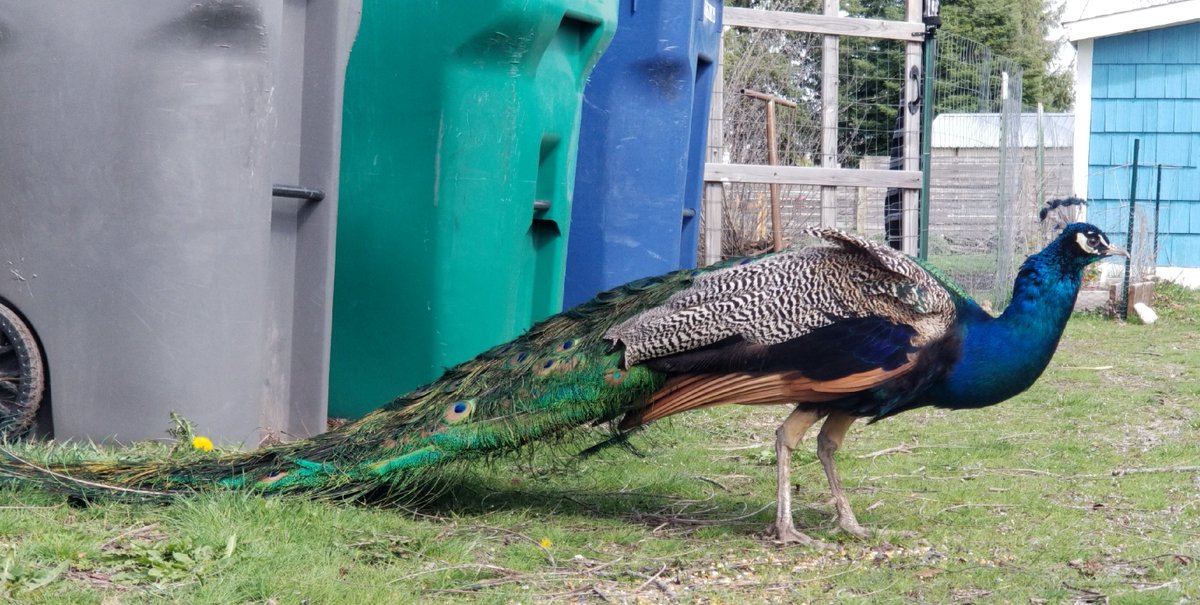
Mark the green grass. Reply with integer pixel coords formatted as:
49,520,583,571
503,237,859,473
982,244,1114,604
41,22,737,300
3,284,1200,604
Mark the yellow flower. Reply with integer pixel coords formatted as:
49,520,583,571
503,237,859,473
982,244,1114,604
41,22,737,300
538,538,553,549
192,436,214,452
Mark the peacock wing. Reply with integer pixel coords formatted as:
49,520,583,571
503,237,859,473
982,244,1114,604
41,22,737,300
606,229,957,427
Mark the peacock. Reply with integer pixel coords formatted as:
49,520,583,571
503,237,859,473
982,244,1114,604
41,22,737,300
1,223,1124,547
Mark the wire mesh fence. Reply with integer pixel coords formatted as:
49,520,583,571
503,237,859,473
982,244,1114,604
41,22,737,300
1086,162,1184,286
705,17,1068,308
709,16,912,257
925,32,1027,307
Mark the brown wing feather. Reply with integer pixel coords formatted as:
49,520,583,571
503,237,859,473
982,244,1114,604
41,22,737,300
604,229,955,367
620,360,916,429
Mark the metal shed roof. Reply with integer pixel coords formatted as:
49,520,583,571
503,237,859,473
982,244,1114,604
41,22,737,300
931,113,1074,149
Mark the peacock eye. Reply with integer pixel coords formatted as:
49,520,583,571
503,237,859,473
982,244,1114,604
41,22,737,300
1087,234,1100,246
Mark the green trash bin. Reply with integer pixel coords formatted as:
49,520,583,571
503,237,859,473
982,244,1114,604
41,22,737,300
329,0,616,418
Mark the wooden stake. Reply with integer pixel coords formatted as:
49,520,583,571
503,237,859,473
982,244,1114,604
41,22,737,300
742,89,795,252
766,99,783,252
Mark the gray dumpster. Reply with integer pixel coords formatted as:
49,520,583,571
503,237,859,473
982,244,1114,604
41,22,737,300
0,1,361,445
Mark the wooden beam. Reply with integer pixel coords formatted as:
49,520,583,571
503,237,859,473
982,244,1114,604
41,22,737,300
702,32,726,266
723,7,924,42
704,164,921,189
820,0,839,228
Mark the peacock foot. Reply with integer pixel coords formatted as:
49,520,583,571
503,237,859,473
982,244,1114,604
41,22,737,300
836,519,872,539
836,520,915,540
766,523,833,549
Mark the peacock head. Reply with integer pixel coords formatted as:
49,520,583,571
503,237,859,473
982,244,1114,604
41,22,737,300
1057,223,1127,265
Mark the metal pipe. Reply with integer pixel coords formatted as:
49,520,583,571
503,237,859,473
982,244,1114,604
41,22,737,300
1121,139,1140,321
1153,164,1163,266
272,185,326,202
1036,103,1045,214
917,33,936,260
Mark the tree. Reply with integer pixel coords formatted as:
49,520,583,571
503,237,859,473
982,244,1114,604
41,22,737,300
939,0,1073,110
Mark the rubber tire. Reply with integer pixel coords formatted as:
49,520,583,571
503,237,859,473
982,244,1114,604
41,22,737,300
0,301,44,438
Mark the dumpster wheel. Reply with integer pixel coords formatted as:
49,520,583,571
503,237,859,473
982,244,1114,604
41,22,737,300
0,301,44,438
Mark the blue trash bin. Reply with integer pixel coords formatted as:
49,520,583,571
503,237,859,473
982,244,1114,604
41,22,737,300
563,0,722,308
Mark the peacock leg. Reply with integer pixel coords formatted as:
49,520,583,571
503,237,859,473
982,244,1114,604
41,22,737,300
816,412,869,538
767,407,828,547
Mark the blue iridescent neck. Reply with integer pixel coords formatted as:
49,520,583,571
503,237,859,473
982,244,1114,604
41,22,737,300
930,240,1086,409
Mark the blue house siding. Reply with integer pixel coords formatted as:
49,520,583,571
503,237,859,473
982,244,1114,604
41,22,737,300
1088,22,1200,268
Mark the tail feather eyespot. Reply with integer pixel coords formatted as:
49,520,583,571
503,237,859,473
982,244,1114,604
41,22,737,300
604,367,627,385
260,470,288,485
444,400,475,424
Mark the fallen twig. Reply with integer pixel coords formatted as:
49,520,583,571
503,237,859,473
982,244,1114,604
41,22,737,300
936,503,1016,515
387,563,514,585
632,563,670,594
476,524,557,568
99,524,162,551
693,475,731,492
1133,579,1180,592
590,585,612,603
858,444,912,459
706,443,770,451
1111,465,1200,476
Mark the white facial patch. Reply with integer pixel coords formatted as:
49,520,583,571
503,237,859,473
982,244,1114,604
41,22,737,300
1076,232,1098,254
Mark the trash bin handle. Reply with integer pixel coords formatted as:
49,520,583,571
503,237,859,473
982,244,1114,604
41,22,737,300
272,185,326,202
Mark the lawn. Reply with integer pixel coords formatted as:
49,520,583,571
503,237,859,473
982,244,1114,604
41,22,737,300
2,285,1199,604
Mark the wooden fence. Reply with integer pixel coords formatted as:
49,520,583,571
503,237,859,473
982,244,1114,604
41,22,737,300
702,1,928,262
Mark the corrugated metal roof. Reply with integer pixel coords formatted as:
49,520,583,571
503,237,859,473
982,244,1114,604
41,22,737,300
931,113,1074,149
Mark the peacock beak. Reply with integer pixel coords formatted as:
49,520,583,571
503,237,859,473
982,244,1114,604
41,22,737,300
1102,244,1128,257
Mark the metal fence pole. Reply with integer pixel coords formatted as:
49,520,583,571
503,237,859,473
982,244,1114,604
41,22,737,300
918,30,937,260
1036,103,1045,212
1153,163,1163,267
1121,138,1140,320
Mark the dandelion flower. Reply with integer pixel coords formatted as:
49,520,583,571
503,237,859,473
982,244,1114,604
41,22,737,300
192,436,214,452
539,538,553,549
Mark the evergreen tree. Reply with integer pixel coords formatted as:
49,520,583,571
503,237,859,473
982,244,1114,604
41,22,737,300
720,0,1072,165
932,0,1072,110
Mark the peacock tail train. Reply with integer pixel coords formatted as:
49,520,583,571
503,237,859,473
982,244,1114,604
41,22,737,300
1,255,763,502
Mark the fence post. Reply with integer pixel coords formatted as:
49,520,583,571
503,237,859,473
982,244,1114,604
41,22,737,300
820,0,840,229
902,0,922,256
1036,102,1045,213
766,99,783,251
702,32,726,265
917,15,937,260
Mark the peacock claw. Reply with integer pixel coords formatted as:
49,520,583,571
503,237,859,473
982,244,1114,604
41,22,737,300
766,524,833,549
836,522,913,540
837,521,872,539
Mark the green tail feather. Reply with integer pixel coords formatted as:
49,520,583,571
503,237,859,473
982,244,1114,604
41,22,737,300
1,257,755,502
